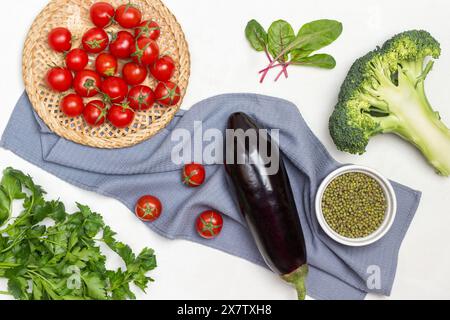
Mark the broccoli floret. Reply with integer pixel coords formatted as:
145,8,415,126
329,30,450,176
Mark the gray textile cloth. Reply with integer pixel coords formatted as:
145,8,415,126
1,92,421,300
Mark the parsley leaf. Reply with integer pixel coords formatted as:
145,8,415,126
0,168,157,300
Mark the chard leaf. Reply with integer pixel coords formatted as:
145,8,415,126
267,20,295,61
291,19,343,53
245,19,268,52
290,48,314,60
291,53,337,69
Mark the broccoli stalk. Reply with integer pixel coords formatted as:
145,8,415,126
329,30,450,176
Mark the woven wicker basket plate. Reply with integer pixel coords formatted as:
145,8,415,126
23,0,190,149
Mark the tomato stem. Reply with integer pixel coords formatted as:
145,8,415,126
183,169,200,186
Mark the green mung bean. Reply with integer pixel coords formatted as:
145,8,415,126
321,172,387,239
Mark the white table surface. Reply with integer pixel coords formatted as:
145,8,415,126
1,0,449,300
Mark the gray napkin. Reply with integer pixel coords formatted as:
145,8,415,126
1,92,421,300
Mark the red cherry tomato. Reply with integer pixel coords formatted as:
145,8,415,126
90,2,115,28
60,93,84,117
95,53,118,77
82,27,109,54
46,67,73,92
115,4,142,29
182,163,206,187
83,100,107,127
135,195,162,222
128,85,155,111
196,211,224,239
101,77,129,103
122,62,148,86
73,70,102,97
154,81,181,107
150,56,176,82
131,38,159,66
65,49,89,72
109,31,135,59
48,27,72,52
135,20,161,41
107,103,135,128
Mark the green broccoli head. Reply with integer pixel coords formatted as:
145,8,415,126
381,30,440,67
329,30,450,175
330,50,383,154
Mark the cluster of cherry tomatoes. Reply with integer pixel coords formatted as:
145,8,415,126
45,1,181,129
135,163,224,240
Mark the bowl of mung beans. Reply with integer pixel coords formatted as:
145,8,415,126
315,165,397,246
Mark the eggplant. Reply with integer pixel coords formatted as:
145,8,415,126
224,112,308,300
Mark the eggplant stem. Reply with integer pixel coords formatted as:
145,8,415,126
282,264,309,300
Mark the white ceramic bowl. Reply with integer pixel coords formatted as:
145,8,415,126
315,165,397,247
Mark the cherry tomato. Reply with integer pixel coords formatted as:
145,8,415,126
82,27,109,54
101,77,129,103
150,56,176,82
107,103,135,128
95,53,118,77
122,62,147,86
83,100,107,127
131,38,159,66
135,195,162,222
60,93,84,117
135,20,161,41
73,70,102,97
65,48,89,72
128,85,155,111
46,67,73,92
154,81,181,107
115,3,142,29
182,163,206,187
48,27,72,52
109,31,135,59
90,2,115,28
196,211,224,239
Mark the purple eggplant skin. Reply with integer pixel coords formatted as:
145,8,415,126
224,112,309,300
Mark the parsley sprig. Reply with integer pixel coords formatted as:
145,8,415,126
0,167,157,300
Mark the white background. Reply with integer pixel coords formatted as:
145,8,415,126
1,0,450,300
